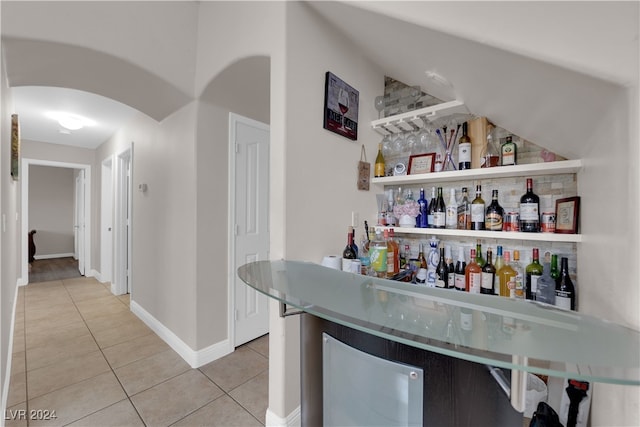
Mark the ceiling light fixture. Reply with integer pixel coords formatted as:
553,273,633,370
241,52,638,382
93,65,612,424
45,111,96,131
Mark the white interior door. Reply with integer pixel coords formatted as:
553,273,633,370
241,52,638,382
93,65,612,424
74,169,86,275
232,114,270,346
114,147,132,295
101,157,114,283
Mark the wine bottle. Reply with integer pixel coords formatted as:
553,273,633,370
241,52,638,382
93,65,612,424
501,135,517,166
445,246,455,289
475,240,486,267
385,229,399,277
520,178,540,232
555,257,576,310
525,248,543,300
512,250,525,299
498,251,517,297
458,122,471,170
369,229,387,278
481,248,496,295
427,187,436,228
433,187,446,229
445,188,457,229
465,249,482,293
416,243,428,284
457,187,471,230
351,228,358,258
436,247,448,288
550,254,560,281
342,226,357,271
416,188,428,228
454,247,467,291
471,185,485,230
374,142,385,177
485,189,504,231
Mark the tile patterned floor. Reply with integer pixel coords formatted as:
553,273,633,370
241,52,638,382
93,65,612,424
5,277,269,426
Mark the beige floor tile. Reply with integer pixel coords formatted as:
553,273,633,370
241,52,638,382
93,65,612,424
25,321,90,350
229,370,268,424
4,402,27,427
11,351,25,374
117,294,131,306
25,302,79,322
199,346,268,392
65,285,112,303
84,310,140,333
171,394,262,427
12,331,25,354
28,372,127,427
7,370,26,407
25,311,85,335
103,332,171,368
246,334,269,358
115,348,191,396
67,399,145,427
92,318,152,349
26,333,99,371
75,296,129,320
27,350,111,399
131,370,223,427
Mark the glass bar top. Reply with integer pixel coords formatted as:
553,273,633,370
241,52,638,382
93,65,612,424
237,260,640,385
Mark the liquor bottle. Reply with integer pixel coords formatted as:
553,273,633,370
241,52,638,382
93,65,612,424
498,251,517,297
456,187,471,230
494,246,505,274
374,142,385,177
458,122,471,170
416,188,428,228
416,244,428,284
389,229,400,274
445,188,457,229
471,185,485,230
525,248,543,300
454,247,467,291
427,187,436,228
485,189,504,231
520,178,540,232
512,250,525,299
432,187,446,229
445,246,455,289
362,220,370,254
535,253,556,304
465,249,482,293
475,240,486,267
351,228,359,258
481,248,496,295
401,243,411,270
501,135,517,166
550,254,560,281
436,247,448,288
342,226,357,271
555,257,576,310
426,237,440,287
385,229,399,277
369,229,388,278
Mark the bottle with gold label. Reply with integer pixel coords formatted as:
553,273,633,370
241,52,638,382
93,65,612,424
374,143,385,177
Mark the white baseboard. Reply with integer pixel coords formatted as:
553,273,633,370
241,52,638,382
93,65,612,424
130,300,233,368
33,252,74,260
265,406,301,427
1,281,21,427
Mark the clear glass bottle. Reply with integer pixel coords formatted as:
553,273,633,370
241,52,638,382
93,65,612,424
498,251,517,297
481,123,501,168
369,229,388,278
465,248,482,293
445,188,457,229
512,250,525,299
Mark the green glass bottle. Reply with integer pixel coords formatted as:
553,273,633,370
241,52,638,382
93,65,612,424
525,248,544,300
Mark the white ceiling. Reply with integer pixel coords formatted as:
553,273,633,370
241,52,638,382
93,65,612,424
12,86,139,149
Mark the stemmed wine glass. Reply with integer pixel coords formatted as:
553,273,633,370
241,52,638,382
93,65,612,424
337,88,349,131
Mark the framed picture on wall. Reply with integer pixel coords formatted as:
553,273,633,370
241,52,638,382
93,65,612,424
11,114,20,181
323,72,359,140
555,196,580,234
408,153,436,175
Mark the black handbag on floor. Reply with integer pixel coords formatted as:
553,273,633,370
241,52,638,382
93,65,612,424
529,402,563,427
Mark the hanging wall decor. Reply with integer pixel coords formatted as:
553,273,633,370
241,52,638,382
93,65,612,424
323,72,359,140
11,114,20,180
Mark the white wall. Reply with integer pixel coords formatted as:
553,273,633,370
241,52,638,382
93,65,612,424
28,165,75,257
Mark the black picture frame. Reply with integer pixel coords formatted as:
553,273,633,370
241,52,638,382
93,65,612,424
323,72,359,140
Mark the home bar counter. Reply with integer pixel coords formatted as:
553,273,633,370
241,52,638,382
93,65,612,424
237,260,640,426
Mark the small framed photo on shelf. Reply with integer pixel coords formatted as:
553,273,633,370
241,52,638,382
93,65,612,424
555,196,580,234
408,153,436,175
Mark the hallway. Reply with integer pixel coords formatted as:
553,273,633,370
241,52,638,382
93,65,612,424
5,277,268,426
